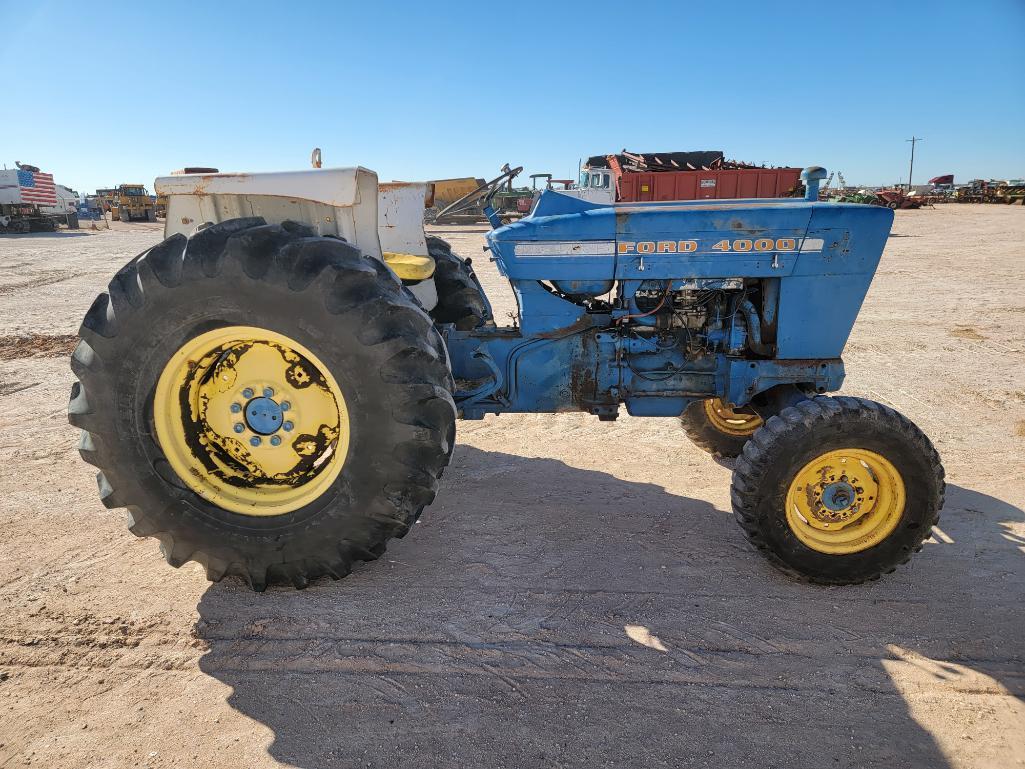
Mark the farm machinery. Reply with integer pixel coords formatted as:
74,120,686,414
69,163,945,590
956,179,1025,205
873,189,924,210
431,165,533,224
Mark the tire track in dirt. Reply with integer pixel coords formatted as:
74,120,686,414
0,270,82,297
0,333,78,361
2,634,1020,699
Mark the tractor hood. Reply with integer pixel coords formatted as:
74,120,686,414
488,194,893,359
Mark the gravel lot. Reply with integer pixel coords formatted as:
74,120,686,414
0,206,1023,769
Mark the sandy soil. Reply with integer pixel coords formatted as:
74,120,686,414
0,208,1022,769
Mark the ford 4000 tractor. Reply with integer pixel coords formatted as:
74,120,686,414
69,164,944,590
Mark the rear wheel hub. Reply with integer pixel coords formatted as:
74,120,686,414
153,326,349,517
244,396,284,435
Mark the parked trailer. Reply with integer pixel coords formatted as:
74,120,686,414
39,184,81,229
577,151,804,203
618,166,803,202
0,166,62,233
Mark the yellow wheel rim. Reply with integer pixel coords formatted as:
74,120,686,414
703,398,763,436
785,449,905,554
153,326,349,516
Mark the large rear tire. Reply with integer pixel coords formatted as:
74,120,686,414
69,218,456,590
426,236,491,330
731,396,944,584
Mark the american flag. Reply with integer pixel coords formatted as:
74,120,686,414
16,169,57,205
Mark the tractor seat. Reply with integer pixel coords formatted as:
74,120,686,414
382,252,435,284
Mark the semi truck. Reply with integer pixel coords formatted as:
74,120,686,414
0,164,67,233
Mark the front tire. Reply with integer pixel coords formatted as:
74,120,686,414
680,398,763,458
69,218,456,590
731,396,944,584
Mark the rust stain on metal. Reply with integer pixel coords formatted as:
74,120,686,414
719,218,766,236
181,172,251,197
535,315,595,340
175,340,338,490
569,362,597,408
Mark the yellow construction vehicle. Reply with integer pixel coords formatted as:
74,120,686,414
94,188,117,217
110,184,156,222
425,176,484,222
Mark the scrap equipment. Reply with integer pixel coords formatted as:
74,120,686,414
68,162,945,590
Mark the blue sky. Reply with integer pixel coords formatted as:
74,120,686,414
2,0,1022,195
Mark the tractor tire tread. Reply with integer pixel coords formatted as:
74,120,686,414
426,236,492,330
731,395,944,585
679,398,759,458
70,217,456,591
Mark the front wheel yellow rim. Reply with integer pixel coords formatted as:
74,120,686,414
153,326,349,516
704,398,763,436
785,448,905,554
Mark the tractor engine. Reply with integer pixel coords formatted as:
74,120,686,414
627,282,750,358
537,277,778,419
606,278,762,360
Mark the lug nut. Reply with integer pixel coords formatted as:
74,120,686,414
280,401,291,411
283,421,294,432
263,386,274,397
250,436,261,447
230,403,241,413
242,387,254,399
270,435,281,446
233,423,244,433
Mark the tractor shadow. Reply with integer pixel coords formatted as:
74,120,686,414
194,448,1023,769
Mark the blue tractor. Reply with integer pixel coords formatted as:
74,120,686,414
69,165,944,590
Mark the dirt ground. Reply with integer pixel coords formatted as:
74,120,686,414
0,207,1023,769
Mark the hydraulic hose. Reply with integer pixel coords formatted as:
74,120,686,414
739,299,774,357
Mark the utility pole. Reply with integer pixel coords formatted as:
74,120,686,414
906,136,923,192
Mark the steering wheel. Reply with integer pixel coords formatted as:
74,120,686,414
432,164,523,223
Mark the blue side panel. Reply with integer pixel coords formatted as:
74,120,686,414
494,208,615,244
511,280,590,335
490,209,616,281
777,275,874,358
776,205,892,358
613,202,812,279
